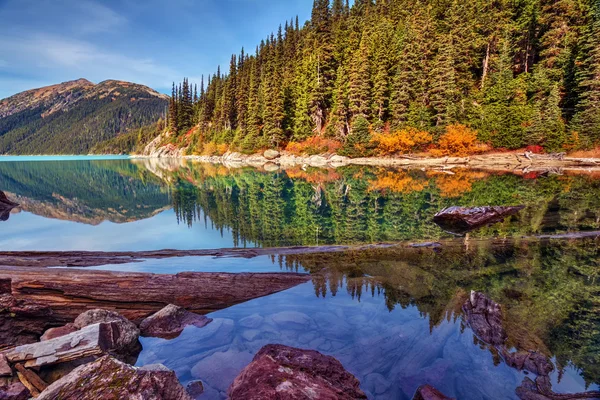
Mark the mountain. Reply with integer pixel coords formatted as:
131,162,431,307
0,79,168,154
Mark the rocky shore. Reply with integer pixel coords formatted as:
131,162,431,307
136,146,600,174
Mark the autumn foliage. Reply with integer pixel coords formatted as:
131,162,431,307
286,136,342,155
431,124,481,157
372,128,433,155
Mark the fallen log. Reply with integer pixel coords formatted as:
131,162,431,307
0,267,311,323
3,323,116,368
433,205,525,234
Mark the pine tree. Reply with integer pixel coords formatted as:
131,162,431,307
571,3,600,145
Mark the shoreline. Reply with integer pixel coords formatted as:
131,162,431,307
131,150,600,173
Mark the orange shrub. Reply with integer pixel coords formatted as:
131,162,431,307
373,128,433,155
216,143,229,155
286,136,342,155
432,124,480,157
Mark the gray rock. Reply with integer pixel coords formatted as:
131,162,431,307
0,355,11,377
263,150,280,160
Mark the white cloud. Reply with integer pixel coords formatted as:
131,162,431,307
0,33,180,91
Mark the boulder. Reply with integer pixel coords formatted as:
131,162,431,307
228,344,367,400
263,150,280,160
36,356,191,400
40,324,77,342
0,383,29,400
413,385,455,400
462,291,507,346
139,304,212,340
433,206,524,234
73,309,141,363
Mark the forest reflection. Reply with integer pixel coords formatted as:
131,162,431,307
277,237,600,388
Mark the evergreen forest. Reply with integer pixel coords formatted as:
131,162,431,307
165,0,600,156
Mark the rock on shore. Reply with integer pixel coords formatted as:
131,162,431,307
36,356,191,400
227,344,367,399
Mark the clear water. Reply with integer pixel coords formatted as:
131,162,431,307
2,157,600,399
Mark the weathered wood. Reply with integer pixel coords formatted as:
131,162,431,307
0,267,311,323
14,364,47,393
17,371,40,397
3,323,114,368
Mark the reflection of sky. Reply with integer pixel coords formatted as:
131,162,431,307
137,280,594,400
0,209,251,251
85,255,295,274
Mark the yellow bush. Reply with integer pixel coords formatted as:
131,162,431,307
435,124,480,157
201,142,217,156
373,128,433,155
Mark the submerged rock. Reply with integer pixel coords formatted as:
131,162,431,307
228,344,367,400
185,381,204,399
433,206,524,234
462,291,507,346
139,304,212,339
36,356,191,400
413,385,455,400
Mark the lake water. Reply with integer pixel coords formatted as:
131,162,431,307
1,157,599,399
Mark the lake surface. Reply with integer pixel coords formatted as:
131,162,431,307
2,157,600,399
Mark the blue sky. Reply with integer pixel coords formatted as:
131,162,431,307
0,0,312,99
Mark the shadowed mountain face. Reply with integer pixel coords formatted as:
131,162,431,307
0,79,168,155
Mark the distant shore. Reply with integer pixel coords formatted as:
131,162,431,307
132,150,600,173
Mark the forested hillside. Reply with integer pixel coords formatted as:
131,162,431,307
167,0,600,156
0,79,168,154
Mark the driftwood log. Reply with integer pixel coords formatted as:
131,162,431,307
3,323,118,368
0,267,310,324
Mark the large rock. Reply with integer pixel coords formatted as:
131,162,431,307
413,385,454,400
73,309,141,363
433,206,524,234
139,304,212,339
0,383,29,400
36,356,191,400
263,149,280,160
228,344,367,400
462,291,507,346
